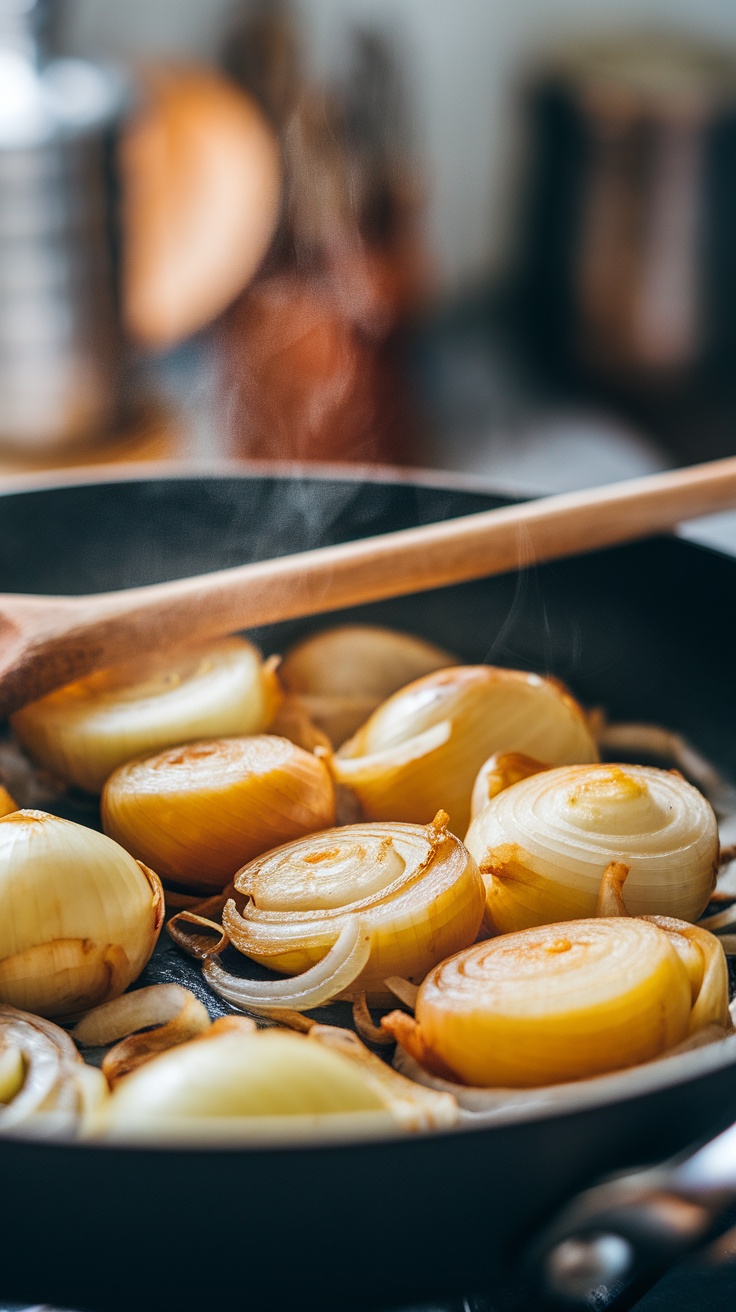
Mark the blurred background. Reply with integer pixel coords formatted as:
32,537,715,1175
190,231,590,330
3,0,736,547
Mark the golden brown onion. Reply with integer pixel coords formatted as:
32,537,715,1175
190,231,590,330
194,813,485,1009
0,811,163,1019
11,637,281,794
382,916,729,1087
331,666,598,832
465,763,718,931
102,736,336,892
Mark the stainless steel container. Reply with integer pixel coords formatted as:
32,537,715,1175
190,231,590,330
0,0,128,451
518,34,736,398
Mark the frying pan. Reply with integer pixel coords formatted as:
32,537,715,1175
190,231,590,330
1,466,736,1312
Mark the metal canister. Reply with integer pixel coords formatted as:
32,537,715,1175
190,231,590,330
518,35,736,397
0,0,128,451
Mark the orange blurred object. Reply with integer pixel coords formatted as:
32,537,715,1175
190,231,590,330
223,267,418,464
121,65,282,350
221,78,429,464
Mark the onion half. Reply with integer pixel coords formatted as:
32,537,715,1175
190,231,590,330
205,813,485,1005
382,915,729,1088
0,811,163,1018
96,1016,457,1140
331,666,598,832
466,763,718,931
102,735,336,892
11,637,281,793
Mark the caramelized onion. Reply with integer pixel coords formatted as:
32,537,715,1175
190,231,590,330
382,916,729,1087
0,811,163,1019
102,735,336,892
209,812,485,1004
331,666,598,832
280,625,457,745
11,638,281,794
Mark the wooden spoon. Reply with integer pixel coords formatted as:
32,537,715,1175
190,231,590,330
1,455,735,717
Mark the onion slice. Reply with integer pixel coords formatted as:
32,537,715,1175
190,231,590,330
352,994,395,1047
203,917,372,1012
0,1003,98,1129
71,984,212,1086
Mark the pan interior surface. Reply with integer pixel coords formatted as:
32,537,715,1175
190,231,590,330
0,470,735,1312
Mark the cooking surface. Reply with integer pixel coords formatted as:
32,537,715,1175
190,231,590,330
1,474,736,1312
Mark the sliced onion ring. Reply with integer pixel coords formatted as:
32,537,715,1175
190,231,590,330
202,917,372,1013
71,984,212,1085
0,1003,88,1128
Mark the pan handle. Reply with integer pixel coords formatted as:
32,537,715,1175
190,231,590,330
525,1119,736,1305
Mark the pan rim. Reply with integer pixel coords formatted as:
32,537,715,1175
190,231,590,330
0,456,532,500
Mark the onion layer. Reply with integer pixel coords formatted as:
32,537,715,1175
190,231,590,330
331,666,598,832
11,637,281,793
382,915,729,1087
102,735,336,892
0,1003,107,1128
0,810,163,1018
203,917,373,1012
216,813,485,1002
72,983,212,1085
466,763,718,931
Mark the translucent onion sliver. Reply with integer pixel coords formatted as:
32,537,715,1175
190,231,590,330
203,917,372,1012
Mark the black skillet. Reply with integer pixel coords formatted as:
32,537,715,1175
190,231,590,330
1,467,735,1312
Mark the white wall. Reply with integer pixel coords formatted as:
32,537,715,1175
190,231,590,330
62,0,736,293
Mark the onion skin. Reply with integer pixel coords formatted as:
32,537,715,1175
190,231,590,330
331,666,598,832
0,811,163,1019
11,637,280,794
102,736,336,892
221,814,485,1000
466,763,719,932
382,916,730,1088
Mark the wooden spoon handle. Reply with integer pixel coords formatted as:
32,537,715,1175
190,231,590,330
2,454,736,713
78,452,736,622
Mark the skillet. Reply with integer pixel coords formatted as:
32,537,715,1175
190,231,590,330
0,465,735,1312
